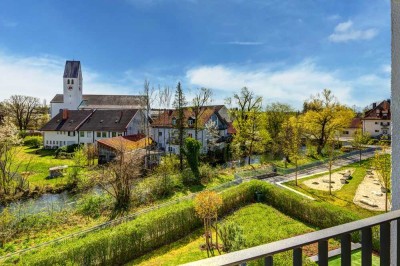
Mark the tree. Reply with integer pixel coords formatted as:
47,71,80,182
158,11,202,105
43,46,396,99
326,135,340,195
0,118,29,196
373,145,391,212
194,191,223,257
351,129,370,164
280,116,304,186
192,88,213,140
173,82,187,170
141,80,155,169
99,143,143,213
265,102,294,156
227,87,269,165
3,95,40,130
68,146,88,186
302,89,354,155
183,138,201,183
157,85,172,156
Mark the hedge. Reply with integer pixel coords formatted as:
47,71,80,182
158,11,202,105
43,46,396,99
11,180,379,265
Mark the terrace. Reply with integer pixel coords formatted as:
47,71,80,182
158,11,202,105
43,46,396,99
184,1,400,265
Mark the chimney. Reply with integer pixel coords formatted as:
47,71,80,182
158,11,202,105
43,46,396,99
372,102,377,109
62,109,69,120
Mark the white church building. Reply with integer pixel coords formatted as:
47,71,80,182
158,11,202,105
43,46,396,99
50,60,146,118
41,60,148,149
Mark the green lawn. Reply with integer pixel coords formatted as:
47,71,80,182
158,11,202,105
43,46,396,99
12,146,96,189
328,250,380,265
284,158,381,217
129,203,335,266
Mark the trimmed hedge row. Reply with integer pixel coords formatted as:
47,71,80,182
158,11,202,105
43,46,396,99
13,181,255,265
12,180,378,265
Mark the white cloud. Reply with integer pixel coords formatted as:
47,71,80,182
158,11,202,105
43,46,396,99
329,20,378,43
0,53,134,103
186,61,389,108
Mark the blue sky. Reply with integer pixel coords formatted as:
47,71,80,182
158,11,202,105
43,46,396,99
0,0,391,109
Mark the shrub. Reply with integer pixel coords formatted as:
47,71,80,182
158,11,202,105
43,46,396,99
199,164,218,183
76,193,112,219
23,136,42,148
55,144,81,157
183,138,201,183
180,168,196,185
218,220,246,252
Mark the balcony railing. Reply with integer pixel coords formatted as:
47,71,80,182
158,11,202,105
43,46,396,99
183,209,400,266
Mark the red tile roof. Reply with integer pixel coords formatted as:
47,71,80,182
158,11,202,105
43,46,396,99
363,100,391,120
97,134,152,151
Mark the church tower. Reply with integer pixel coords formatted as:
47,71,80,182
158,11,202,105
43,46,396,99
63,60,83,110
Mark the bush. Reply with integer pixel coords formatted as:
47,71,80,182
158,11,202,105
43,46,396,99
368,139,379,145
180,168,196,185
55,144,81,157
76,193,112,219
23,136,42,148
199,164,218,183
218,220,246,252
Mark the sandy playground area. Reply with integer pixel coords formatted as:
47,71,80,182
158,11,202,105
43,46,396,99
353,170,391,211
303,169,354,192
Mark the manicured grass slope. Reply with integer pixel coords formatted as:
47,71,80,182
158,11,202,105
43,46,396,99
130,204,317,266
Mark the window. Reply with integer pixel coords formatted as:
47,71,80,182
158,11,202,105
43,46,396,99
383,130,388,134
67,79,70,84
342,131,349,135
71,79,74,84
112,132,117,137
188,119,194,126
87,132,92,138
102,132,107,138
188,133,193,138
80,132,84,137
118,132,123,136
46,140,48,144
375,122,378,124
172,118,177,125
158,131,162,137
375,130,380,133
97,132,101,138
168,146,174,152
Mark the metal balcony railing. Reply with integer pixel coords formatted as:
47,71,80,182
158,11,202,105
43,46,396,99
183,209,400,266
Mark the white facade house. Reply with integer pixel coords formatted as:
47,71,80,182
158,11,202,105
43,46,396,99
41,108,145,149
362,100,391,138
150,105,230,154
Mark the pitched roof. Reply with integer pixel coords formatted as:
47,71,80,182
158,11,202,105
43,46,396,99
363,100,391,120
40,110,93,131
63,61,81,78
97,134,152,151
151,106,227,128
348,117,362,128
79,109,138,132
50,94,146,109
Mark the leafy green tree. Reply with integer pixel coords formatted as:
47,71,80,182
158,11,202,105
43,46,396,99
265,102,294,156
173,82,187,170
280,116,304,186
227,87,269,164
302,89,354,155
373,145,391,212
351,129,370,164
183,138,201,183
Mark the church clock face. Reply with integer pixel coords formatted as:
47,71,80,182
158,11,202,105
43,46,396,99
68,86,73,91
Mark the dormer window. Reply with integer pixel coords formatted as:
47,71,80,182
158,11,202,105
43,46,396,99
188,119,194,126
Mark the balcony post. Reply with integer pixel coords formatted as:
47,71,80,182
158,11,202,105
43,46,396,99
392,0,400,264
